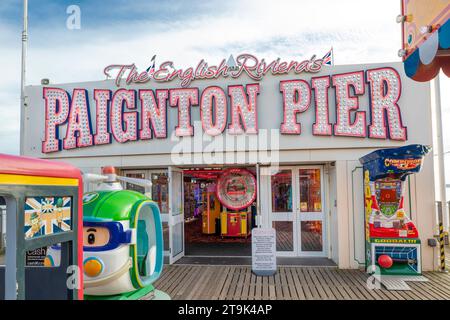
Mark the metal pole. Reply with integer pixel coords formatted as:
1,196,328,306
19,0,28,156
256,163,261,227
434,73,449,233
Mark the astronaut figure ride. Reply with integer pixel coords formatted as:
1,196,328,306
359,144,430,276
82,166,169,300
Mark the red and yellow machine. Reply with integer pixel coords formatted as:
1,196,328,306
220,210,251,238
216,168,256,238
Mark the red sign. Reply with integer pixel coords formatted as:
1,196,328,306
216,168,256,210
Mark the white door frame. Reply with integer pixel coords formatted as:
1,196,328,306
296,165,327,257
122,169,171,256
268,166,297,257
268,165,328,257
168,166,185,264
122,169,150,194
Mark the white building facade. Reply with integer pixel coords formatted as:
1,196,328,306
21,59,439,270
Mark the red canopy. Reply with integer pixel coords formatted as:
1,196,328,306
0,153,82,180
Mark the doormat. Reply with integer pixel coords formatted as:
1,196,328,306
379,275,428,291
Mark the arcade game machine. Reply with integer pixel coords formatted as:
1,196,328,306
82,167,169,300
201,183,221,235
0,154,83,300
359,144,430,276
217,168,256,238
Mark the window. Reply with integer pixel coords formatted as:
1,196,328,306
299,169,322,212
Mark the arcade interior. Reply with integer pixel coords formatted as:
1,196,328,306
182,167,256,257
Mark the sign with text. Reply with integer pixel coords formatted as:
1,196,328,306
23,61,432,161
252,227,277,276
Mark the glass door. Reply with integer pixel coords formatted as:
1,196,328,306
269,167,296,256
297,166,327,257
122,169,170,254
269,166,327,257
168,167,184,264
148,170,170,255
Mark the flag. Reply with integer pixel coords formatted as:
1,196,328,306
24,196,72,238
322,48,333,66
146,55,156,73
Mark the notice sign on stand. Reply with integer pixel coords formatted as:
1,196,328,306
252,228,277,276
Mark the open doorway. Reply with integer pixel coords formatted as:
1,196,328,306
183,168,256,257
122,166,258,261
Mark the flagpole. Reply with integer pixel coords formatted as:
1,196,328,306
434,73,449,233
20,0,28,156
331,46,334,66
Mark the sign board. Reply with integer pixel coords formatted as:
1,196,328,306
25,247,48,266
23,61,432,163
252,227,276,276
24,197,72,239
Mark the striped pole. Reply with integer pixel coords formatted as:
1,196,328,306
439,221,446,272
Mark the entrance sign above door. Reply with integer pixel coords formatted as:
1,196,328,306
40,66,407,153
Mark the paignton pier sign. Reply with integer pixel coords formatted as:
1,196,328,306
39,54,408,154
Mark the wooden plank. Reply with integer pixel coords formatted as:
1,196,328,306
212,266,233,300
315,268,342,300
173,266,205,299
274,268,286,300
279,267,296,299
262,275,269,299
162,265,192,296
153,265,450,300
299,268,321,299
339,270,378,300
254,272,263,300
217,266,235,300
286,267,299,299
351,269,403,301
187,266,215,300
240,267,252,300
268,274,276,300
224,266,241,300
325,268,359,299
307,267,333,299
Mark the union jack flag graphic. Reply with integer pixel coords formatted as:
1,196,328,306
24,197,72,239
322,48,333,66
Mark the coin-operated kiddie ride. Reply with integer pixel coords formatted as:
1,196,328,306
0,154,83,300
359,144,430,276
82,166,169,300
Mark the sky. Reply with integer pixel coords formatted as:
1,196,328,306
0,0,448,191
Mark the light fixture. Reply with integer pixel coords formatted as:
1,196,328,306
398,49,407,57
396,14,413,23
396,15,406,23
41,78,50,85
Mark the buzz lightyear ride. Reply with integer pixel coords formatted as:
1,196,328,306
81,167,168,300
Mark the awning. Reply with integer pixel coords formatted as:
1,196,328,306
402,1,450,82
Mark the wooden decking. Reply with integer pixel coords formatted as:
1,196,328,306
154,265,450,300
446,245,450,271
